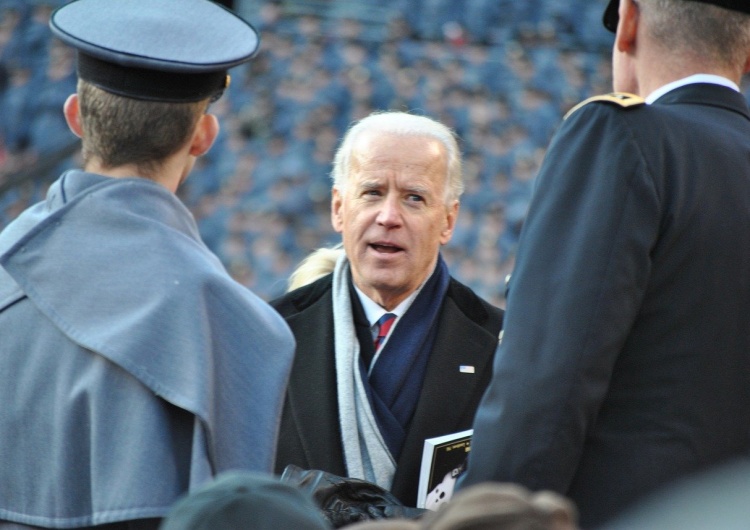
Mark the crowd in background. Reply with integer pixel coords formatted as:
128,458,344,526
0,0,725,305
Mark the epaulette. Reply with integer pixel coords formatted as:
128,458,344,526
564,92,645,120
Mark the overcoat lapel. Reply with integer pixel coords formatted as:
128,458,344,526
391,291,498,506
281,287,348,477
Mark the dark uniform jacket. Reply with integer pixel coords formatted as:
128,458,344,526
461,84,750,528
271,273,503,507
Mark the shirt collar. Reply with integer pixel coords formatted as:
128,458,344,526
646,74,739,104
355,281,423,328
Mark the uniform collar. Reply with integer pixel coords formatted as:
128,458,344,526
646,74,739,104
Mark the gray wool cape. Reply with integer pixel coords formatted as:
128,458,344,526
0,171,295,528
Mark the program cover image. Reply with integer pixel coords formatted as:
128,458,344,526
416,429,472,510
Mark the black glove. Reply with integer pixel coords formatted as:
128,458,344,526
280,465,427,528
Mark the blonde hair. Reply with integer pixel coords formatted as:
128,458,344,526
287,244,345,292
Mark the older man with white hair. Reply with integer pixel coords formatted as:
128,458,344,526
271,111,503,508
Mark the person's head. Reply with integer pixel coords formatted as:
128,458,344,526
604,0,750,93
65,79,213,180
287,244,345,292
49,0,260,185
330,111,462,310
159,471,331,530
341,483,579,530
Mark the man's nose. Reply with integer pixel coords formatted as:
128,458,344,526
375,194,402,227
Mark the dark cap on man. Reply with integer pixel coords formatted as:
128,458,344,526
49,0,260,102
604,0,750,32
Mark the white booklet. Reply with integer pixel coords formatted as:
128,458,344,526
416,429,473,510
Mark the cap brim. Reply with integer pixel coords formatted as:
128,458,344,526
603,0,619,33
604,0,750,33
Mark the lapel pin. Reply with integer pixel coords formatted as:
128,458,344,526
459,365,475,374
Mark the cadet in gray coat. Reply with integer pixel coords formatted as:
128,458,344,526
0,1,295,528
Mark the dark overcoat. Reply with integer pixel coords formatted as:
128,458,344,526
272,273,503,507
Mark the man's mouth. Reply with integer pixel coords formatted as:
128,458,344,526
370,242,403,254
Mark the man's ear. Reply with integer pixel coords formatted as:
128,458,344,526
615,0,639,54
63,94,83,138
331,187,344,233
440,199,459,245
189,113,219,157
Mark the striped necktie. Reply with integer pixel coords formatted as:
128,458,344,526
374,313,397,352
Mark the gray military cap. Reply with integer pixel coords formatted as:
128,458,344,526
49,0,260,102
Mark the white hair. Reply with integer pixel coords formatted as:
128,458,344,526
330,111,464,203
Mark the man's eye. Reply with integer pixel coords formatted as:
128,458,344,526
363,189,381,197
407,194,424,202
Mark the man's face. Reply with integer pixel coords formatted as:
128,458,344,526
331,131,458,310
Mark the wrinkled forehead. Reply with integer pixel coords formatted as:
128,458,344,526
349,131,449,174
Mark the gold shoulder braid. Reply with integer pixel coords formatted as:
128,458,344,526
564,92,645,120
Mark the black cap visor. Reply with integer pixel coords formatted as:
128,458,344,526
604,0,750,33
603,0,619,33
77,53,228,102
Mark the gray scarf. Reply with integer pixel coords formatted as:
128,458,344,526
332,254,397,489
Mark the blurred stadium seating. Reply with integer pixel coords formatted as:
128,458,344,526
4,0,743,305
